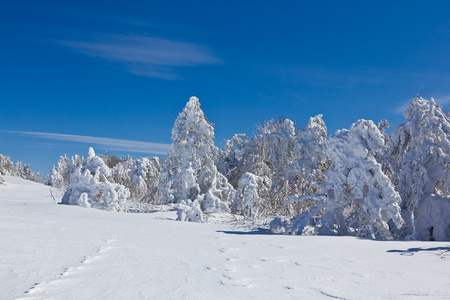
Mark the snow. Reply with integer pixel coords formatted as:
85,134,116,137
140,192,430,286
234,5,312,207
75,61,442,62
1,176,449,299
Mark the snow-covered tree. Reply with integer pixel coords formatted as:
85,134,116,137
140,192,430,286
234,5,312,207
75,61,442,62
61,148,129,211
219,118,300,218
157,96,235,213
233,172,272,221
218,133,253,188
111,156,162,203
387,96,450,240
0,154,13,175
0,154,41,183
272,120,404,240
44,155,73,188
282,114,330,216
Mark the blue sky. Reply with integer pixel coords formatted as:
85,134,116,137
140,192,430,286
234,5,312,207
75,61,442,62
1,0,450,175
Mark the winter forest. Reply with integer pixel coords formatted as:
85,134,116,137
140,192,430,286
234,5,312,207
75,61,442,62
2,96,450,241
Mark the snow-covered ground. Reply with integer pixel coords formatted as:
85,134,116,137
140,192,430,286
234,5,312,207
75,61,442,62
1,176,449,300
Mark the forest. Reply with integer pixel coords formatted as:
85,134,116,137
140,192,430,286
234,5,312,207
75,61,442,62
1,96,449,241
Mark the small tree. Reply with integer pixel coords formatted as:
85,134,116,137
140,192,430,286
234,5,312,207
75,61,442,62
233,172,272,221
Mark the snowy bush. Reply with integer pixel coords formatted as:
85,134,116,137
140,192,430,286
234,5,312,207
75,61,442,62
176,200,204,222
61,167,129,211
158,96,235,212
61,148,130,211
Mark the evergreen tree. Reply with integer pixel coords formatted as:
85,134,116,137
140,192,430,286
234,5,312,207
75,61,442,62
157,96,235,213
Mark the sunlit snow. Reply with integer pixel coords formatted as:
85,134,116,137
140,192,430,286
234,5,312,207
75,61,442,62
1,176,449,299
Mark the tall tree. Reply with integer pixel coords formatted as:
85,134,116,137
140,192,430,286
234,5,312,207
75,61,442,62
157,97,234,212
387,96,450,240
272,120,404,240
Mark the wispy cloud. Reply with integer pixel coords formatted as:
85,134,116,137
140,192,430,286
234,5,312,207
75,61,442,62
434,94,450,107
393,99,411,115
61,35,221,79
6,131,169,155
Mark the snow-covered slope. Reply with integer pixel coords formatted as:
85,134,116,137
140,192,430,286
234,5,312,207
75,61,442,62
1,176,449,299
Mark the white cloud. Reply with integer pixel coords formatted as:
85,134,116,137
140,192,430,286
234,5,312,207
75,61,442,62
61,35,221,79
7,131,169,155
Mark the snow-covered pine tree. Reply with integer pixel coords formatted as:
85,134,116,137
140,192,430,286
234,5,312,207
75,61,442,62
388,96,450,240
157,96,235,213
44,155,72,188
0,154,14,176
0,154,41,183
272,119,404,240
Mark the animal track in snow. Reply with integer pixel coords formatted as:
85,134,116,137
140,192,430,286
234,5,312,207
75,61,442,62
260,256,287,263
19,236,117,298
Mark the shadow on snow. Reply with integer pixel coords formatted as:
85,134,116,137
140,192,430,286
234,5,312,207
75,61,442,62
387,246,450,256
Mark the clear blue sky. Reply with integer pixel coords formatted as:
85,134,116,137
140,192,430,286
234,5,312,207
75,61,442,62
1,0,449,175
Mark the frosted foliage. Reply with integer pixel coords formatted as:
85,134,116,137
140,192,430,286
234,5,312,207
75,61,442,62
45,168,65,189
287,115,329,197
273,120,403,240
219,118,300,217
176,200,204,222
0,154,41,183
295,114,328,170
61,148,130,211
0,154,14,176
252,118,297,177
217,134,252,188
45,155,85,189
219,118,297,187
233,172,272,221
388,96,450,240
84,147,111,178
158,97,235,212
111,157,161,203
62,168,129,211
323,120,403,239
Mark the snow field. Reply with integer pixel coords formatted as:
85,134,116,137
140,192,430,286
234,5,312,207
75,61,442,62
1,176,449,299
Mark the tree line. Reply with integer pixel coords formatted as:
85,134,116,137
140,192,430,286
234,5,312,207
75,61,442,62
2,96,449,241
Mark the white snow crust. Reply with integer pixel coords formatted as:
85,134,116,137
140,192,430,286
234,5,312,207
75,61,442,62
1,176,449,299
